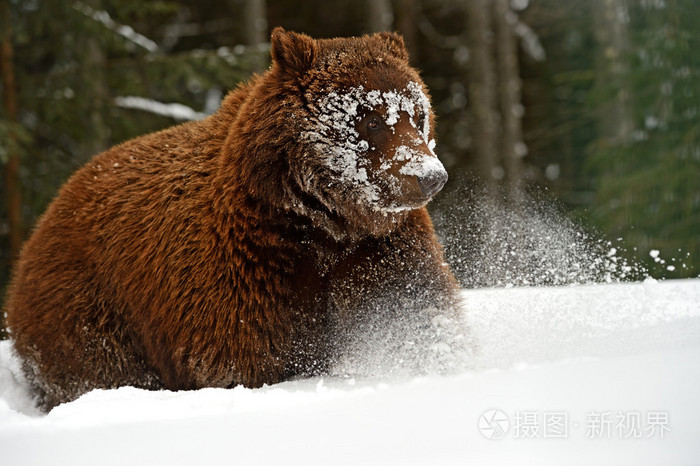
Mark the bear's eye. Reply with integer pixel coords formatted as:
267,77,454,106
416,112,427,132
366,117,382,131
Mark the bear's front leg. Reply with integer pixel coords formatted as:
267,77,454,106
327,208,467,376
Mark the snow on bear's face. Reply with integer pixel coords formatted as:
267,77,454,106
301,81,447,216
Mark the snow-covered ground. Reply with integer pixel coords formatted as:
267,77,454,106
1,279,699,465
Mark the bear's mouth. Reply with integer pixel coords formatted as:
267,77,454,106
375,198,428,214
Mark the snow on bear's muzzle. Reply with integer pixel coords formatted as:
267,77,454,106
417,163,448,198
394,144,448,198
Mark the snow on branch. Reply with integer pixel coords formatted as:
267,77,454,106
114,96,208,121
509,11,546,62
73,2,159,53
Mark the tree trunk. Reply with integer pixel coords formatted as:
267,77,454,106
80,0,109,157
495,0,525,199
241,0,268,71
244,0,268,46
394,0,419,64
367,0,394,33
593,0,632,145
84,35,109,156
1,0,22,263
466,0,498,193
592,0,632,226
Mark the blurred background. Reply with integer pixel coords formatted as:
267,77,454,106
1,0,698,322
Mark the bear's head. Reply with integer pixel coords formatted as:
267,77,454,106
269,28,448,241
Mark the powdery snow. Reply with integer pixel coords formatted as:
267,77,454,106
1,279,699,465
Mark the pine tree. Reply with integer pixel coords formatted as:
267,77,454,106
585,0,700,277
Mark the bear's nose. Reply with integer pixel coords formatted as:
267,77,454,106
418,169,448,197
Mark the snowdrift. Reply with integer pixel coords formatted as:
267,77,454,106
1,279,699,465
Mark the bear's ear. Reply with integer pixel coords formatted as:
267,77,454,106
270,27,316,78
376,31,410,62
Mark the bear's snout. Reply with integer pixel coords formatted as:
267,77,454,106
418,168,448,198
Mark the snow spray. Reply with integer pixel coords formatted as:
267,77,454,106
432,184,649,288
331,183,654,379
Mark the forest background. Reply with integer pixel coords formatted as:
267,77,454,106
1,0,698,335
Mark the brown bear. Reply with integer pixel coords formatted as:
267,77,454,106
5,28,460,411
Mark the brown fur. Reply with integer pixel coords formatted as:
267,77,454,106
5,28,458,411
